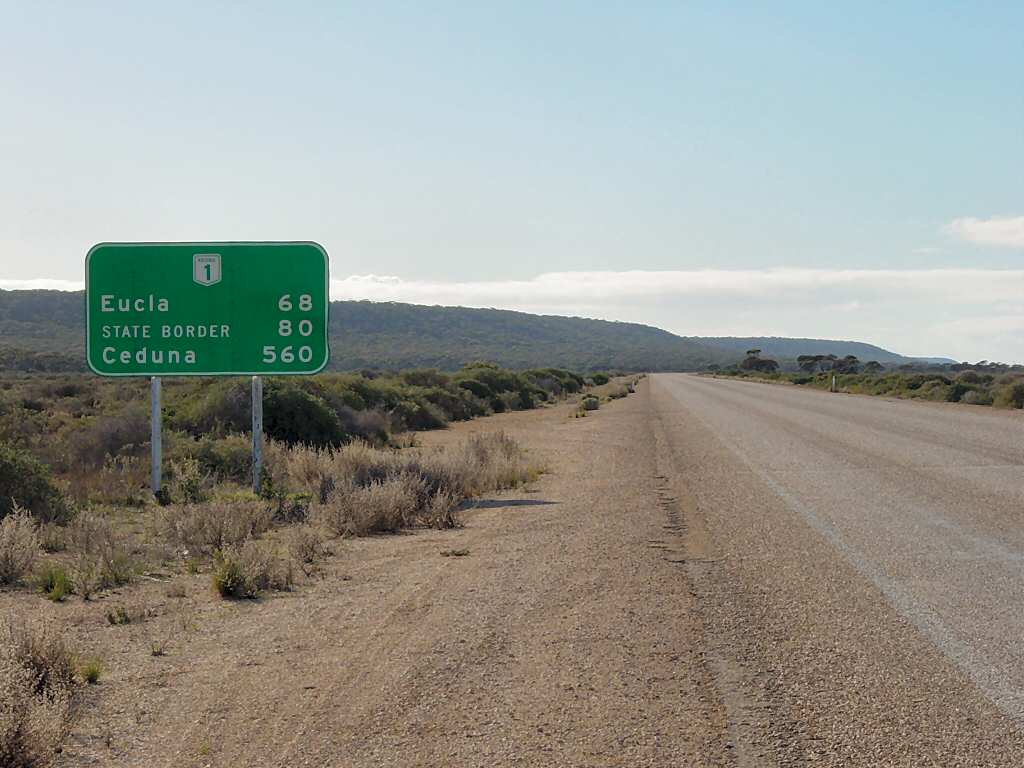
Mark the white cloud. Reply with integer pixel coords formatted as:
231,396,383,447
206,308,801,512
331,269,1024,307
945,216,1024,248
0,278,85,291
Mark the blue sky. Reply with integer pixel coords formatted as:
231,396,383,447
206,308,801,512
2,2,1022,361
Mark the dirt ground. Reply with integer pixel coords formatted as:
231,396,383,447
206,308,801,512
3,379,735,767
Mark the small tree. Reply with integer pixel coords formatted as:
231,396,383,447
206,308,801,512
740,356,779,373
833,355,861,374
797,355,823,373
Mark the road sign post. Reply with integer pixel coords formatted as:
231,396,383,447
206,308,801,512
252,376,263,495
86,242,329,498
150,377,162,496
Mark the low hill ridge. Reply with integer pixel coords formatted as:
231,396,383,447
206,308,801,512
0,289,930,372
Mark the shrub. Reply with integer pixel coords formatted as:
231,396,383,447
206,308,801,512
456,378,493,400
582,396,600,411
0,616,76,767
157,501,273,553
171,379,250,436
272,433,533,536
335,406,390,444
956,370,993,385
606,385,629,400
168,457,209,504
994,381,1024,409
945,383,975,403
420,490,461,530
263,384,347,447
66,405,149,468
0,443,70,524
0,507,40,585
35,564,72,602
105,605,132,625
66,513,136,593
286,525,326,572
391,399,448,431
212,540,291,599
399,369,450,388
191,434,251,483
315,477,419,536
961,389,994,406
79,658,102,685
591,372,610,385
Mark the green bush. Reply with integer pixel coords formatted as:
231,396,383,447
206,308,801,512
455,378,493,400
66,404,149,467
170,379,250,436
0,442,70,523
590,372,610,385
391,399,448,431
263,384,347,447
994,381,1024,409
192,434,252,483
945,383,975,403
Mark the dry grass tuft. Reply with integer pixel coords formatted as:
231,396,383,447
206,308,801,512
314,476,419,537
157,501,273,554
0,616,76,767
66,512,137,596
0,506,40,585
211,539,293,599
285,525,328,572
284,432,535,536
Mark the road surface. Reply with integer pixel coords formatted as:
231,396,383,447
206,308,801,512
651,373,1024,765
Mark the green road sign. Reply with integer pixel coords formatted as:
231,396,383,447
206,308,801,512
86,242,329,376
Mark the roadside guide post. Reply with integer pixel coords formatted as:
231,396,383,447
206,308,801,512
85,242,330,499
252,376,264,494
150,377,162,495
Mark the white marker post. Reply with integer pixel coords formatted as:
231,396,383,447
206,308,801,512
831,374,837,393
150,377,162,496
252,376,264,494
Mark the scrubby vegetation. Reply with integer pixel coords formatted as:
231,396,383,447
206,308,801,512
0,363,582,510
713,364,1024,408
0,364,569,606
0,507,40,585
0,617,78,767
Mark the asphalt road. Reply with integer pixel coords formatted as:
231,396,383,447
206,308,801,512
651,373,1024,764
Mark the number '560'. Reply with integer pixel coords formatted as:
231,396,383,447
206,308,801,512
263,345,314,364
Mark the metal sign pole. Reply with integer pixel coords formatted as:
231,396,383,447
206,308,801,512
150,376,162,496
252,376,264,494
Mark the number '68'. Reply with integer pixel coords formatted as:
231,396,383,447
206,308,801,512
277,294,313,312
